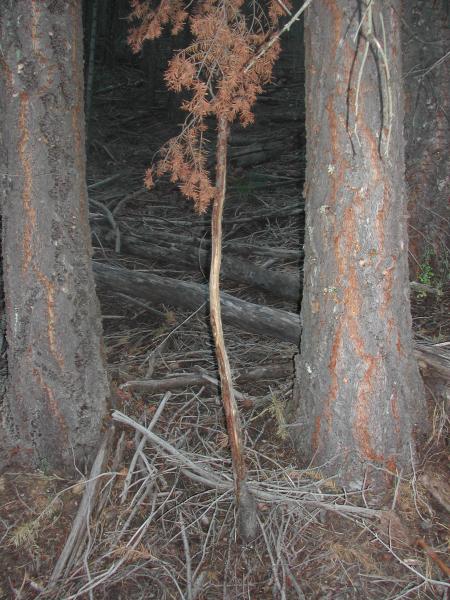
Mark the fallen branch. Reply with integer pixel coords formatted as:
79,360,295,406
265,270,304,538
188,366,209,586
50,426,115,585
111,410,383,520
121,363,293,394
112,411,227,488
229,138,295,168
126,227,302,260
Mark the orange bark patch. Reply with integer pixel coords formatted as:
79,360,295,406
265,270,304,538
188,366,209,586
327,96,338,166
312,415,322,452
332,202,392,464
0,55,13,92
359,120,382,182
342,267,381,457
345,266,362,326
18,93,35,273
375,184,389,262
314,5,403,470
380,263,394,318
385,457,397,474
36,271,65,370
354,355,385,462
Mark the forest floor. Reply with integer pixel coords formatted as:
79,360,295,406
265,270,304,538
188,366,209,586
0,52,449,599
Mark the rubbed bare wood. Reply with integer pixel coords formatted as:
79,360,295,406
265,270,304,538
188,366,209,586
211,116,257,542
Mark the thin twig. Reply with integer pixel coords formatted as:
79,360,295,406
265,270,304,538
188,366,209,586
120,392,171,502
179,513,193,600
245,0,314,73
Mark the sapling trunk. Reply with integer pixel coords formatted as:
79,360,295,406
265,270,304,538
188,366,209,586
210,116,258,542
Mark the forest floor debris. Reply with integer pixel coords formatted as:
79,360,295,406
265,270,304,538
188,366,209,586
1,55,449,599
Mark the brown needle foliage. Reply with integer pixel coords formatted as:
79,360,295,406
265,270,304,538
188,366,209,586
128,0,286,212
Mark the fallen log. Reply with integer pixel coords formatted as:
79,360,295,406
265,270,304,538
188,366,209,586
93,262,302,344
100,231,301,302
127,227,303,260
93,263,450,380
414,343,450,379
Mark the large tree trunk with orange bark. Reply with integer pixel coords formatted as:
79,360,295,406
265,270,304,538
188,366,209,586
403,0,450,279
289,0,426,491
0,0,109,472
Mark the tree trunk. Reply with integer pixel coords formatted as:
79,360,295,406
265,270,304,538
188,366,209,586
0,0,109,472
289,0,426,491
403,0,450,279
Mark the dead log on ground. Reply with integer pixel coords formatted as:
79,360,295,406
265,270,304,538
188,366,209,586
229,138,296,168
414,343,450,379
100,230,301,302
129,227,303,260
93,262,301,344
93,263,450,380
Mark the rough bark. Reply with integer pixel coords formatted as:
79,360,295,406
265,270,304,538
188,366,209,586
403,0,450,278
0,0,109,472
289,0,426,491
